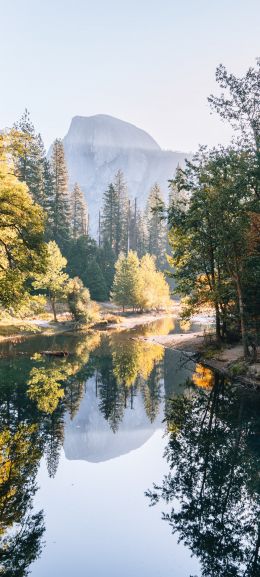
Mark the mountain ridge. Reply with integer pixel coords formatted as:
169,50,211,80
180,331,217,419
60,114,189,235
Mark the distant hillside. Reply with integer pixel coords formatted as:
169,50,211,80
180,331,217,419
61,114,189,235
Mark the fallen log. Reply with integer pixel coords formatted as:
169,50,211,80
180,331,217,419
42,350,69,357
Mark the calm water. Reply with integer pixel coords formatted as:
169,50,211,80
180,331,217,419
0,317,259,576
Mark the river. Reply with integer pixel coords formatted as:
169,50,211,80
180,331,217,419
0,317,259,576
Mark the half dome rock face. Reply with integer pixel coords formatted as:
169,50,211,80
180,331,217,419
62,114,188,234
64,114,160,153
63,377,163,463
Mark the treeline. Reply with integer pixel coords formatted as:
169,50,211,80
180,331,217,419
100,171,168,268
168,61,260,358
0,110,171,316
4,110,169,303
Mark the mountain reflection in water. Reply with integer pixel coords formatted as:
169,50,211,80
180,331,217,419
0,318,259,576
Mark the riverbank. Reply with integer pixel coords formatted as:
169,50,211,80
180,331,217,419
142,330,260,389
0,305,180,342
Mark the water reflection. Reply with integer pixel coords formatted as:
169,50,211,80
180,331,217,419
0,321,259,576
147,376,260,576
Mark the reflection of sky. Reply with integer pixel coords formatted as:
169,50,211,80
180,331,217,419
23,338,199,576
32,431,200,577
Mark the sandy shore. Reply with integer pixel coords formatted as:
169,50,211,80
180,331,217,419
108,310,179,330
142,331,205,351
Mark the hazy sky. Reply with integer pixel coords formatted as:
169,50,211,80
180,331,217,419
1,0,259,151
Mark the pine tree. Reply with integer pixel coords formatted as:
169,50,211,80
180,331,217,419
13,110,48,207
101,170,129,257
101,183,118,249
168,163,189,212
42,157,55,239
111,251,142,311
96,359,125,432
71,182,88,239
98,241,116,297
146,183,167,268
84,259,108,301
142,363,163,422
135,208,148,257
50,139,71,249
113,169,129,255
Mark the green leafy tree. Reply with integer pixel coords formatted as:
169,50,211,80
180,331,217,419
67,276,99,325
0,134,47,308
33,241,68,321
139,254,170,310
111,251,141,311
168,145,259,355
208,60,260,199
111,251,170,311
28,366,66,413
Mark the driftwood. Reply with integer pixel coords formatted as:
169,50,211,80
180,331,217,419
42,351,69,357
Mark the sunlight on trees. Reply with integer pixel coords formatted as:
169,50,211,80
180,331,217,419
33,241,68,321
111,251,170,311
192,364,214,389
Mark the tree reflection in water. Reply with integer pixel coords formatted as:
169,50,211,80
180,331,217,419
0,333,99,575
147,374,260,577
0,331,166,574
3,328,258,576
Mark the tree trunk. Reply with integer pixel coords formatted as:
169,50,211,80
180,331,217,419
50,295,57,322
215,303,221,343
235,276,249,358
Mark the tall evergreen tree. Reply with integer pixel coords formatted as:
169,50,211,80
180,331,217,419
114,169,129,255
42,157,55,238
111,251,141,311
135,207,148,257
50,139,71,249
101,183,118,249
98,241,116,297
101,170,129,257
71,182,88,239
146,183,167,268
13,110,49,208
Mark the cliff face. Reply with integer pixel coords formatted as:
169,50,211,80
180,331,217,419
62,114,188,234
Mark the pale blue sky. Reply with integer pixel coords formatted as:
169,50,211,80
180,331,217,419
1,0,259,151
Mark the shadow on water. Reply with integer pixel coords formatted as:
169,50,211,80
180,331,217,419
147,375,260,577
0,322,259,575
